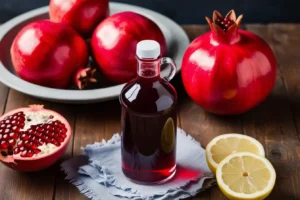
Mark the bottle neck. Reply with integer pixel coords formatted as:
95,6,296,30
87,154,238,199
137,57,160,79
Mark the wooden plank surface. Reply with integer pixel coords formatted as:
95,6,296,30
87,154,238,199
0,24,299,200
0,83,9,114
242,24,300,200
268,24,300,199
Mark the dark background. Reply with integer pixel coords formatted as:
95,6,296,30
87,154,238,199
0,0,300,24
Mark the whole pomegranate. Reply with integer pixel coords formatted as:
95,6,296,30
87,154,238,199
11,20,94,89
91,11,167,83
181,10,277,115
0,105,71,172
49,0,109,37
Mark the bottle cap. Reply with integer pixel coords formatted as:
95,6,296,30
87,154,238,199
136,40,160,59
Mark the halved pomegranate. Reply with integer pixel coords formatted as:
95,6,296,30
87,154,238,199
0,105,71,171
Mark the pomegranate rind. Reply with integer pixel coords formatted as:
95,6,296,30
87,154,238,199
75,68,97,89
0,106,72,171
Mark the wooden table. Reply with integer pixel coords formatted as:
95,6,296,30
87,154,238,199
0,24,299,200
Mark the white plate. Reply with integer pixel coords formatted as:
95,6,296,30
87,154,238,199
0,2,189,104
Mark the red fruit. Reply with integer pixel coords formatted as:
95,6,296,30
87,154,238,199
10,20,95,89
49,0,109,37
91,11,167,83
181,10,277,115
0,105,72,172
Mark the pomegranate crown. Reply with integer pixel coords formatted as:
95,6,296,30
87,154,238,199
206,10,243,34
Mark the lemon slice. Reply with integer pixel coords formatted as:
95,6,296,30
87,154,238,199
206,134,265,173
161,117,176,153
216,152,276,200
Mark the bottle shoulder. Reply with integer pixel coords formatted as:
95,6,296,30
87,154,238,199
120,78,177,114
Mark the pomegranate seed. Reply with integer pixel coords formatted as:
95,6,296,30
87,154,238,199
12,116,17,119
58,137,64,142
17,140,23,147
5,120,10,124
9,132,18,139
37,127,43,132
12,126,20,132
0,129,3,134
62,127,67,134
34,138,40,144
31,143,38,149
60,133,67,138
19,122,25,128
8,139,15,147
34,149,41,154
51,138,58,143
0,124,5,128
24,140,30,148
36,142,43,146
54,133,59,139
3,134,8,140
54,122,59,126
6,124,12,129
28,129,34,134
21,133,29,140
54,142,61,147
31,136,37,141
45,136,51,143
36,132,43,137
14,147,20,154
49,115,54,119
0,141,8,149
19,146,25,151
4,129,10,134
20,150,28,157
37,139,44,145
54,128,60,133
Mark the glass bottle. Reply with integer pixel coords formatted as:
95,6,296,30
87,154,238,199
120,40,178,184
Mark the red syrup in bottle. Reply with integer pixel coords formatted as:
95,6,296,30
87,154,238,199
120,40,178,184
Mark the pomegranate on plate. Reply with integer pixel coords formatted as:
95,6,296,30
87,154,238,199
181,10,277,115
0,105,71,172
49,0,109,37
91,11,167,83
10,20,95,90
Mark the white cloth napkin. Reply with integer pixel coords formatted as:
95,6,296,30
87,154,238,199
61,128,214,200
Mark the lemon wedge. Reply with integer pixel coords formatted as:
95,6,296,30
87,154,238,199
216,152,276,200
206,134,265,173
